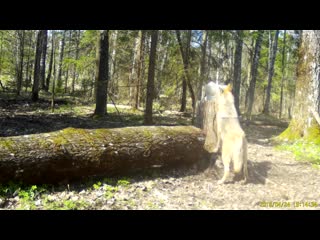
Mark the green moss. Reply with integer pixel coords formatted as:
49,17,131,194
277,120,303,142
52,135,68,146
61,127,87,136
142,129,153,139
0,139,15,152
305,123,320,144
38,138,51,148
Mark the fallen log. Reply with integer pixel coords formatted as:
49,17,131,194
0,126,210,184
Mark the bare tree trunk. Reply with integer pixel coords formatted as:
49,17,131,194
176,30,196,118
57,30,66,90
232,30,243,115
279,30,287,119
197,30,208,101
32,30,43,102
202,100,219,152
40,30,47,90
135,31,146,109
25,31,33,92
129,33,140,106
109,30,118,95
72,30,81,95
244,37,255,109
46,31,54,92
245,30,264,118
51,34,56,113
155,32,169,100
263,30,279,114
17,30,25,96
144,30,158,125
94,31,100,101
94,30,109,117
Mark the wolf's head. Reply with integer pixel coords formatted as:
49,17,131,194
220,83,234,104
218,83,238,117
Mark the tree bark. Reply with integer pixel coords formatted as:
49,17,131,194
51,32,56,113
46,31,54,92
176,30,196,117
129,33,140,106
144,30,158,125
32,30,43,102
279,30,320,140
25,31,32,92
94,30,109,117
135,30,146,109
232,30,243,115
263,30,279,114
197,30,208,101
245,30,264,118
279,30,287,119
17,30,25,96
202,99,218,152
72,30,80,94
0,126,209,184
109,30,118,95
57,30,66,90
40,30,47,90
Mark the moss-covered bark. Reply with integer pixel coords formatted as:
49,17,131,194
278,31,320,143
0,126,210,184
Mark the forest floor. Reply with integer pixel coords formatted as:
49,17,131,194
1,97,320,210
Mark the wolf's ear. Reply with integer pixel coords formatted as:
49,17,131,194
224,83,232,93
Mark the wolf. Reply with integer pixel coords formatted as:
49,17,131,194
214,84,248,184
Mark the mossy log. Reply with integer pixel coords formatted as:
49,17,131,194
0,126,210,184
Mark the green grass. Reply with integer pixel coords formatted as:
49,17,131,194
275,140,320,166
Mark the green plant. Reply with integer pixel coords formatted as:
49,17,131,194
93,181,102,190
275,140,320,165
117,178,131,187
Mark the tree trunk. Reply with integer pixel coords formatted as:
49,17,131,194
109,30,118,95
279,30,287,119
232,30,243,115
202,99,219,152
134,30,146,109
129,33,140,107
63,30,72,94
197,30,208,101
0,126,209,184
17,30,25,96
279,30,320,140
25,31,33,92
51,32,56,113
245,30,264,118
64,69,69,93
57,30,66,90
144,30,158,125
180,78,187,112
244,37,255,109
263,30,279,114
94,30,109,117
155,33,169,100
46,31,54,92
176,30,196,118
72,30,80,95
32,30,43,102
40,30,47,90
